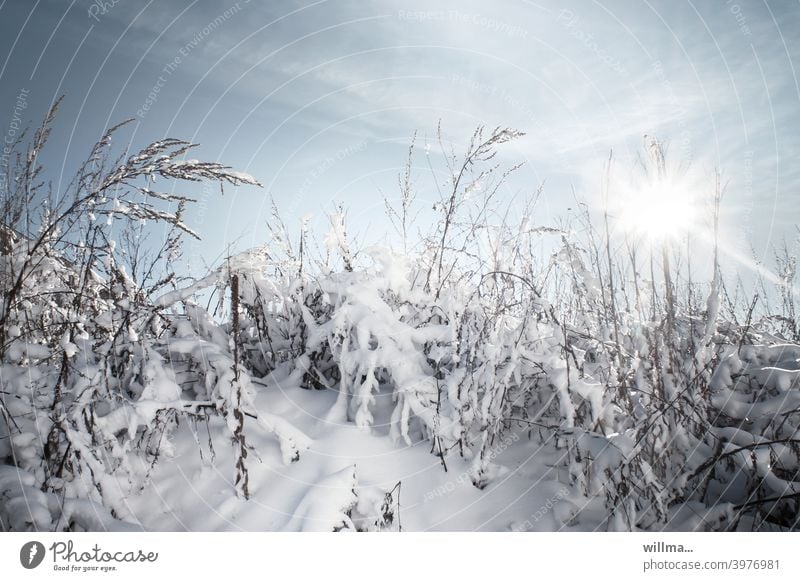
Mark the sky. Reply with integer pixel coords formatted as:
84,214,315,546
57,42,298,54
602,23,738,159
0,0,798,280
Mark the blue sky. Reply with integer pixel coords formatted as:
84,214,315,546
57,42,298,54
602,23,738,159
1,0,798,278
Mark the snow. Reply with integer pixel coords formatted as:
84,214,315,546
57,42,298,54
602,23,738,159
0,465,139,532
225,170,260,186
324,213,349,254
5,237,800,533
3,130,800,533
282,466,358,532
60,334,78,358
109,382,594,532
153,271,222,307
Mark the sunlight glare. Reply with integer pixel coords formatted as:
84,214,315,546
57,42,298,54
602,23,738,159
619,180,697,240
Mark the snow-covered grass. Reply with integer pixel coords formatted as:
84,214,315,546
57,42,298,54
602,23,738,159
1,111,799,532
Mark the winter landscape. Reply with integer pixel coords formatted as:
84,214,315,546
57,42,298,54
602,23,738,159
1,2,799,533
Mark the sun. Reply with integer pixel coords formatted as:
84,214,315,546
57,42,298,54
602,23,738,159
618,179,697,241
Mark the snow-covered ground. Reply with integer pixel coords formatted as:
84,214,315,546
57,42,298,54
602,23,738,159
125,376,593,532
